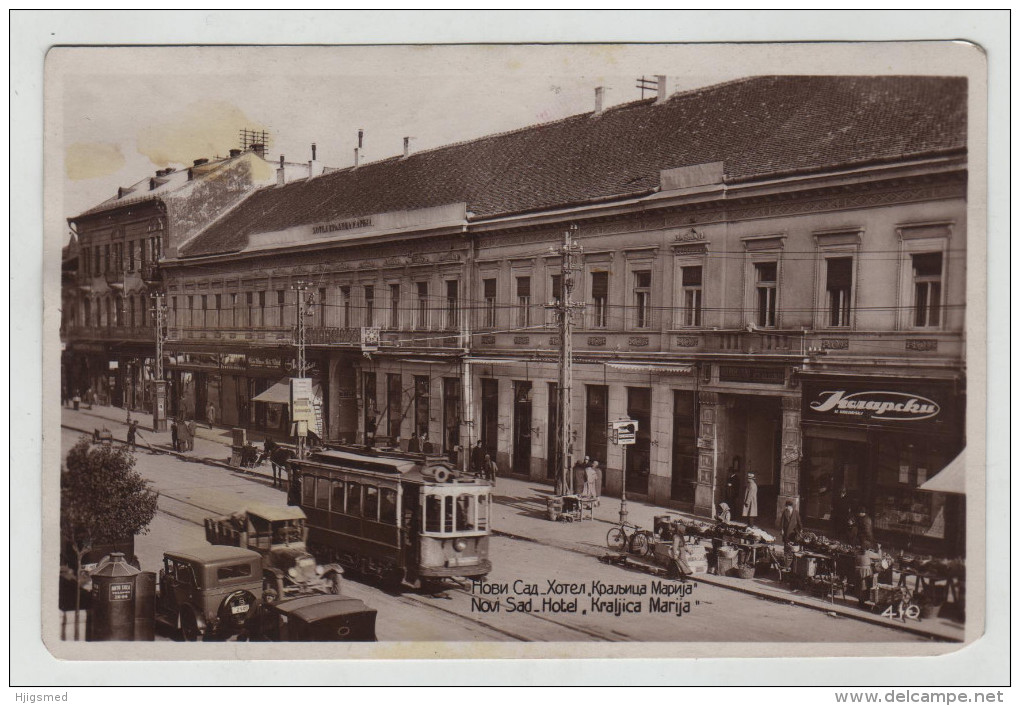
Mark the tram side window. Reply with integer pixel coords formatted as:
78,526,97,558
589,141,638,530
364,486,379,521
331,481,346,514
302,474,317,507
347,482,362,516
445,496,455,532
456,494,474,531
380,489,398,525
476,493,488,530
425,495,443,532
315,478,330,510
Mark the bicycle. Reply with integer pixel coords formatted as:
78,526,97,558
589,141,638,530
606,522,656,556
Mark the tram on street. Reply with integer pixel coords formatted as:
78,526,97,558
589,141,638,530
289,447,493,590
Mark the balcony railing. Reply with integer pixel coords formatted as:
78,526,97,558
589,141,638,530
65,325,154,342
140,261,160,284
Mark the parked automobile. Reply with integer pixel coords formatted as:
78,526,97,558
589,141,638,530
154,545,263,641
204,502,344,604
258,594,378,642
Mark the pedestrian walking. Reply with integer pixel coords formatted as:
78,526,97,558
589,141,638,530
573,456,590,496
851,507,875,551
170,418,179,452
186,419,197,451
127,419,139,451
832,487,853,541
778,500,802,546
725,456,742,511
590,460,603,499
742,472,759,527
206,401,216,429
482,454,498,487
471,440,485,475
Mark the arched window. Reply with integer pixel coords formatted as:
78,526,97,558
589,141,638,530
115,295,124,327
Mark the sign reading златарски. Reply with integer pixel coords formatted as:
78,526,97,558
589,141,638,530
800,376,959,430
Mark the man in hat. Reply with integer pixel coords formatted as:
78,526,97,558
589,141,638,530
742,472,759,527
779,500,802,545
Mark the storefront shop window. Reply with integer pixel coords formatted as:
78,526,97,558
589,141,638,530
873,436,951,539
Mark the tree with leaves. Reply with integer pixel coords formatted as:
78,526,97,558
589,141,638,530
60,437,159,639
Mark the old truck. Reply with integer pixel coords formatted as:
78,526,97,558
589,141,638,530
204,502,344,605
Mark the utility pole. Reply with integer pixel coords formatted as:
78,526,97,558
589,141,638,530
547,224,584,496
150,293,168,432
292,281,312,460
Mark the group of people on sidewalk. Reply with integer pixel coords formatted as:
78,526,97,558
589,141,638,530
169,418,197,452
571,456,603,499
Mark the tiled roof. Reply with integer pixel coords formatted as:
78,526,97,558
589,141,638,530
181,75,966,258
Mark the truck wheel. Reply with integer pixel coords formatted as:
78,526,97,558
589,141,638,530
180,610,203,642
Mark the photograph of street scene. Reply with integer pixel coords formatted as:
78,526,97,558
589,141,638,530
53,45,970,648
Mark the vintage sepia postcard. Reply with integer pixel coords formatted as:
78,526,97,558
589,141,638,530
35,37,993,673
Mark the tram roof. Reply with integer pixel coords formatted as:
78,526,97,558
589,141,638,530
306,448,423,475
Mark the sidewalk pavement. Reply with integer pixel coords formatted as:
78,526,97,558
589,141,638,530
61,404,964,642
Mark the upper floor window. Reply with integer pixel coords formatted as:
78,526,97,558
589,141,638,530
483,278,497,328
341,286,351,328
681,266,703,327
445,280,459,330
364,285,375,327
516,276,531,328
548,274,562,325
104,244,111,274
591,272,608,328
825,257,853,327
318,288,327,328
258,291,267,327
127,241,136,271
912,252,943,328
633,270,652,328
754,262,778,328
389,283,400,329
277,290,286,327
416,281,429,330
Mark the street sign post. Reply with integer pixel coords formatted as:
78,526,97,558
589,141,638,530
290,377,315,438
609,419,638,524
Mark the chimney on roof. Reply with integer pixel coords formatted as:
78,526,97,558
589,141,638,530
354,147,360,168
655,75,668,104
358,129,364,149
187,168,193,181
277,154,286,186
594,86,606,116
117,187,126,199
403,136,411,159
193,158,209,167
229,148,242,158
308,143,322,178
149,177,156,191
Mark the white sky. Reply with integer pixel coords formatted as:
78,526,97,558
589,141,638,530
54,45,776,222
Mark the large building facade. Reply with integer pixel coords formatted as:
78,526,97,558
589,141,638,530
69,75,968,554
62,146,323,416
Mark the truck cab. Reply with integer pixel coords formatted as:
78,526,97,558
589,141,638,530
205,502,344,604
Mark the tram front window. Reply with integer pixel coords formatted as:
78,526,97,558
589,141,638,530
425,495,443,532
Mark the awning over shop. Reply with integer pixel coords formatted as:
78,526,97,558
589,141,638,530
252,377,323,405
919,452,966,494
604,362,694,375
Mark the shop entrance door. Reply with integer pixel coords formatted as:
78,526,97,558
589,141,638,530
626,387,651,496
512,381,532,476
480,379,499,458
802,435,869,528
671,390,698,503
585,385,608,467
